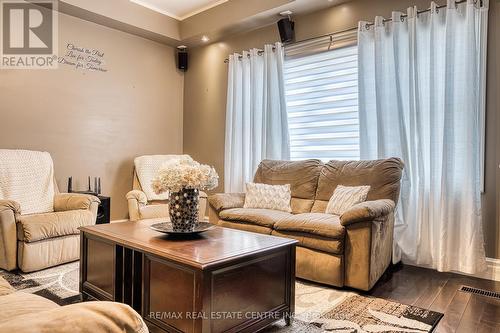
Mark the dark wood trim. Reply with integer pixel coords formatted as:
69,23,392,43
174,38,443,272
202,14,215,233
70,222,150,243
82,282,113,301
286,245,296,326
132,251,143,313
79,231,86,295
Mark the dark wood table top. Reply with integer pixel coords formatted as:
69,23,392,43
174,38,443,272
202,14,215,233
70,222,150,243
80,220,297,270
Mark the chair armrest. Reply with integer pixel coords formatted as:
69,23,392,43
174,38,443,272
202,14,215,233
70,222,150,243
0,200,21,215
127,190,148,222
198,191,208,221
208,193,245,212
54,193,100,212
0,200,20,271
340,199,395,227
0,301,149,333
126,190,148,206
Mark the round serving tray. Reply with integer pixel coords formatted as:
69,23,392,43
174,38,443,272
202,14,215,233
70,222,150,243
150,222,215,235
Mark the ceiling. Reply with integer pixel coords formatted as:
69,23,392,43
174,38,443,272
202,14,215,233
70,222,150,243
129,0,228,20
61,0,353,48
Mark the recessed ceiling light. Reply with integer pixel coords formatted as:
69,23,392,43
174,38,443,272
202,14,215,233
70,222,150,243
201,35,210,42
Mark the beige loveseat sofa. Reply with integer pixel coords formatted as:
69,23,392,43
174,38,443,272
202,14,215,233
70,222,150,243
209,158,403,291
0,276,148,332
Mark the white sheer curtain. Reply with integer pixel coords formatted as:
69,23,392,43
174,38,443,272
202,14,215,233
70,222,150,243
225,43,290,192
358,0,488,274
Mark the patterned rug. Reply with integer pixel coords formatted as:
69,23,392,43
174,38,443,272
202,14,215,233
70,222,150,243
1,263,442,332
0,261,81,306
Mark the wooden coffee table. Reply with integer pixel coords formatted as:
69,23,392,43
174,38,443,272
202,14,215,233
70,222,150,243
79,220,297,333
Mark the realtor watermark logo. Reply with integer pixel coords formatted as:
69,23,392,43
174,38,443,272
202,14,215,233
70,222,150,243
1,0,58,69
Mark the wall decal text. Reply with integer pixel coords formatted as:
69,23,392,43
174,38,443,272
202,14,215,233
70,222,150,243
58,43,108,72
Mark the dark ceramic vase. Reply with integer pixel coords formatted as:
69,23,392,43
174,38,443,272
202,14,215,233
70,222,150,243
169,188,199,232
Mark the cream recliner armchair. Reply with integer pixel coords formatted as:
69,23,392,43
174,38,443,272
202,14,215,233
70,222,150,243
0,150,100,272
126,155,207,222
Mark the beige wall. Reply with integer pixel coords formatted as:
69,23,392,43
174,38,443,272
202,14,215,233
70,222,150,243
183,0,500,259
0,12,184,220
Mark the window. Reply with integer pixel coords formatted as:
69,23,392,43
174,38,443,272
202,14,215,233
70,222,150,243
284,45,359,161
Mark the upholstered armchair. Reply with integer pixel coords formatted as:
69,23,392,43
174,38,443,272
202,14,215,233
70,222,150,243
0,150,100,272
126,155,208,222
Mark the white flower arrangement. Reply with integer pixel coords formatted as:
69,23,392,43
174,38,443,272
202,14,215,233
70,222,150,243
152,156,219,194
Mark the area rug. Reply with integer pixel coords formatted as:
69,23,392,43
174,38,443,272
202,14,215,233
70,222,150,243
1,263,443,332
0,261,80,305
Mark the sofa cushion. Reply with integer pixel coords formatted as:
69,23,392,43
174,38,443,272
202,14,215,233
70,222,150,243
219,208,292,228
312,158,404,212
18,234,80,272
16,210,95,242
290,198,315,215
0,276,14,296
273,213,345,239
218,220,273,235
0,301,148,333
254,159,323,213
0,291,59,324
271,230,343,255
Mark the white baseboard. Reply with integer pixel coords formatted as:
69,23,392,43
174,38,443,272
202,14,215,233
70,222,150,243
110,219,129,223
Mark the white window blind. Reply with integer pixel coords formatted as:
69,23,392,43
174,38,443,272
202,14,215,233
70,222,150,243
284,45,359,161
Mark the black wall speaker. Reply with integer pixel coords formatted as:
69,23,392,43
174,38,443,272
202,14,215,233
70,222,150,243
277,18,295,43
178,51,188,71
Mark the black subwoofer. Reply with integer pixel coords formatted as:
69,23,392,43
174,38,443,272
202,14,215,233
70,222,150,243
96,196,111,224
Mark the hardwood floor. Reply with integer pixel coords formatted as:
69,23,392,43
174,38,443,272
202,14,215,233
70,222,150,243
364,264,500,332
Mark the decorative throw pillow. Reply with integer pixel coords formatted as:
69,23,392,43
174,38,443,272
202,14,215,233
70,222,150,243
325,185,371,216
243,183,292,213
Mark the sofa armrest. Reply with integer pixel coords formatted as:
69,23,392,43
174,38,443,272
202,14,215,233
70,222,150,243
340,199,395,227
0,200,20,271
54,193,100,212
208,193,245,212
0,301,149,333
208,193,245,225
